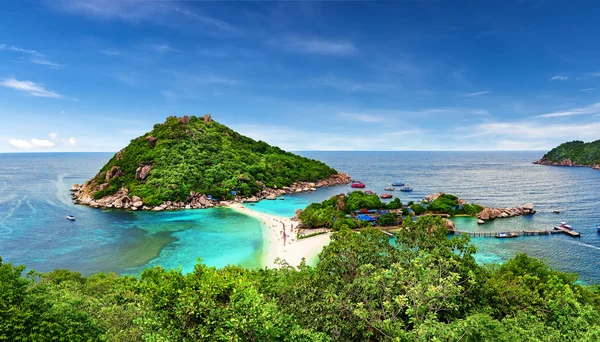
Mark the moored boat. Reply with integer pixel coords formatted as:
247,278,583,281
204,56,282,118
597,223,600,232
559,221,573,230
384,186,395,191
495,231,518,238
380,193,393,199
392,181,405,186
364,190,375,195
351,182,366,188
400,187,413,192
66,215,75,221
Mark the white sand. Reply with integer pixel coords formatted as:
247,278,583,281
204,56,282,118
228,202,331,268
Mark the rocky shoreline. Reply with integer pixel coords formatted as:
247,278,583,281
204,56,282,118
70,172,352,211
476,203,536,224
534,158,600,170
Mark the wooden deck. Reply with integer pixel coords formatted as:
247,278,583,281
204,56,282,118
452,227,581,238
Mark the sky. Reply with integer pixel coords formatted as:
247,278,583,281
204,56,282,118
1,0,600,152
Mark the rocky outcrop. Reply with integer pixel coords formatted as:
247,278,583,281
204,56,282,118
535,158,600,171
178,115,190,124
477,203,536,221
146,136,157,148
135,164,153,180
115,149,124,161
594,164,600,170
445,219,455,230
105,166,122,182
72,172,351,212
203,114,212,123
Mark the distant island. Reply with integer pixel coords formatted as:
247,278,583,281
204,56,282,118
535,140,600,170
71,114,350,210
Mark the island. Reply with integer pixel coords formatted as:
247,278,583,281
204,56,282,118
534,140,600,170
71,114,351,210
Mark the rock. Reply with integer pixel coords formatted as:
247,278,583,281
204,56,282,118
523,202,534,210
500,212,508,218
445,219,455,230
152,206,164,212
594,164,600,170
266,194,277,200
105,166,123,182
132,201,143,207
98,183,110,191
113,198,123,208
146,136,158,148
131,196,141,202
135,164,153,180
178,115,190,124
203,114,212,123
70,184,80,192
477,219,485,224
116,149,124,161
479,208,491,220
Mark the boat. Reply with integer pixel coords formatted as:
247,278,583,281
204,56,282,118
553,210,560,214
391,181,405,186
351,182,366,188
279,196,285,200
66,215,75,221
400,187,413,192
597,224,600,232
495,232,518,238
380,193,393,199
364,190,375,195
556,221,573,230
384,186,395,191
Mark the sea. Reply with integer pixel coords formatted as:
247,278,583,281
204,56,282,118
1,151,599,283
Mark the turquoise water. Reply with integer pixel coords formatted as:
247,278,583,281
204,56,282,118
2,151,600,282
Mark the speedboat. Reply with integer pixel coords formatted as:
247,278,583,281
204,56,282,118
392,181,405,186
559,221,573,230
495,232,518,238
400,187,413,192
364,190,375,195
384,186,395,191
380,193,393,199
351,182,366,188
66,215,75,221
597,223,600,232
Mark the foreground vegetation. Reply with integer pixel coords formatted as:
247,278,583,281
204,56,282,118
540,140,600,166
3,216,600,341
89,115,338,205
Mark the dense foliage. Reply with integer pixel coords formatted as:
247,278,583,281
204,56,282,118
3,216,600,341
298,191,402,228
541,140,600,166
90,115,338,205
417,194,483,216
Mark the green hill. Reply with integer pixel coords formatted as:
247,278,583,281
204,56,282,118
77,115,342,207
535,140,600,168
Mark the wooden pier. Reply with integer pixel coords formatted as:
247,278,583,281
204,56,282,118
452,227,580,238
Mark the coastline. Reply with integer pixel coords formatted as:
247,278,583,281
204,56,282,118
227,202,331,268
534,158,600,170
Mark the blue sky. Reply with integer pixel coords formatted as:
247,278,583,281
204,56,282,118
1,0,600,152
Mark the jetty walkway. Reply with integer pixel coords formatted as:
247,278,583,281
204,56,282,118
451,227,580,238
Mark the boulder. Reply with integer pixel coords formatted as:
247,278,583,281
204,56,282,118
479,208,490,220
445,219,455,230
132,201,143,207
152,206,164,212
266,194,277,200
500,212,509,218
116,150,124,161
70,184,80,192
98,183,110,191
477,219,485,224
523,202,534,211
203,114,212,123
146,136,158,148
113,198,123,208
178,115,190,124
105,166,122,182
131,196,141,202
594,164,600,170
136,164,153,180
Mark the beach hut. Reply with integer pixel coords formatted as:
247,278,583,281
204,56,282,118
357,214,377,222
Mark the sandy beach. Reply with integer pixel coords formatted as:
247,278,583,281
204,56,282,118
228,202,331,268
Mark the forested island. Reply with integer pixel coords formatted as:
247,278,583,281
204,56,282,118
3,217,600,341
535,140,600,170
71,115,350,210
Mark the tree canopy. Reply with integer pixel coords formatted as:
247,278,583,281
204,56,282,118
540,140,600,166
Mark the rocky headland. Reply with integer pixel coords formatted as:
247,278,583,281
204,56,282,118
534,140,600,170
476,202,535,224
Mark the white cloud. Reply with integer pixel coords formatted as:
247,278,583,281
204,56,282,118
534,102,600,118
49,132,59,139
0,43,63,69
8,139,33,149
7,137,56,149
338,112,385,123
579,88,595,93
269,37,356,56
1,77,65,98
549,75,568,81
465,91,490,97
31,139,55,148
64,137,77,146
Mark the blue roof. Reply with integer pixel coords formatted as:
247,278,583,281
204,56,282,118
357,214,377,222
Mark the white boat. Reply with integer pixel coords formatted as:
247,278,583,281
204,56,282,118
559,221,573,230
66,215,75,221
